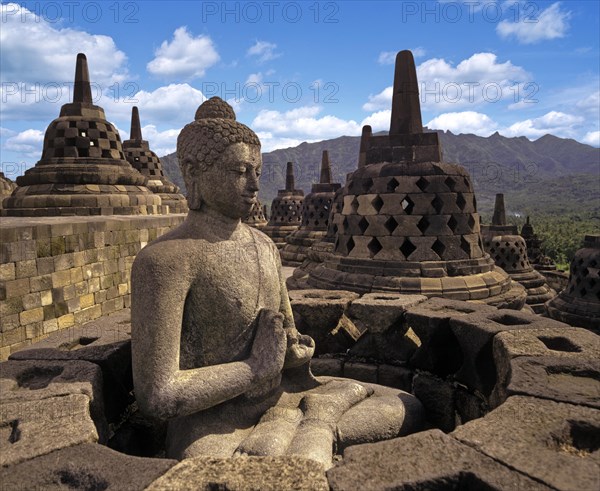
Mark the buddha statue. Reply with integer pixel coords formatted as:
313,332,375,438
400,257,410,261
131,97,424,467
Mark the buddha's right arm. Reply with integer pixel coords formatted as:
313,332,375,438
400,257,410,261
130,251,285,420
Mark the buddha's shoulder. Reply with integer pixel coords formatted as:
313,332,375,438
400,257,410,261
246,225,277,248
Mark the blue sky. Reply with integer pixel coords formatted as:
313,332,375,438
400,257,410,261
1,0,599,179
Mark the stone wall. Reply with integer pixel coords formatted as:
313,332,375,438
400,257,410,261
0,215,185,359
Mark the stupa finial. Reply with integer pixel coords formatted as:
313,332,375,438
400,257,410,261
492,193,507,226
130,106,143,141
320,150,332,184
73,53,93,104
285,162,295,191
390,50,423,135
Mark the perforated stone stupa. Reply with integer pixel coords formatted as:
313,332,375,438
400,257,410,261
521,216,557,272
546,234,600,333
483,196,555,313
2,54,161,217
243,200,268,228
262,162,304,248
122,107,188,214
308,51,524,308
281,150,341,266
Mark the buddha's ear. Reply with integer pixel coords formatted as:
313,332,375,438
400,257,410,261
181,157,198,179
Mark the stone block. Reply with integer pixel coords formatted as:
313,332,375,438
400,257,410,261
450,309,572,395
0,359,107,441
348,292,426,334
11,310,133,422
146,456,328,491
377,364,413,391
290,290,359,352
406,298,495,376
492,327,600,407
412,372,456,432
0,263,16,282
19,307,44,325
0,394,98,466
15,260,37,279
343,362,378,383
328,429,550,491
0,443,176,491
310,357,343,377
452,396,600,491
4,278,30,299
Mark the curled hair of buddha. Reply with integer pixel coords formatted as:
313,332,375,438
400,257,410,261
177,97,260,173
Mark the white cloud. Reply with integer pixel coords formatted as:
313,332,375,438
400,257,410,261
247,41,280,63
582,131,600,147
147,27,219,79
501,111,584,139
0,3,128,86
365,52,530,111
497,2,571,44
3,129,45,159
256,132,308,153
426,111,498,136
363,87,393,111
140,125,181,157
252,106,361,139
104,84,206,127
0,2,129,121
361,110,391,132
576,90,600,115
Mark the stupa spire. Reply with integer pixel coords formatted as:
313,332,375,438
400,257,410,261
492,193,507,226
390,50,423,135
285,162,295,191
73,53,93,104
130,106,143,141
320,151,332,184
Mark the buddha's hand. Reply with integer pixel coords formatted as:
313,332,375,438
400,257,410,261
284,332,315,369
249,309,287,383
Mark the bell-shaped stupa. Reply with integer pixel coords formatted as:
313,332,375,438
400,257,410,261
280,150,341,266
308,50,525,308
520,216,557,272
546,234,600,333
483,196,556,313
2,54,161,216
262,162,304,248
122,107,188,213
244,199,268,228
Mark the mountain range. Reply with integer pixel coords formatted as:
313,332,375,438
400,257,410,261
160,131,599,217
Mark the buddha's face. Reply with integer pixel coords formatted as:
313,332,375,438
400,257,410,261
194,142,262,220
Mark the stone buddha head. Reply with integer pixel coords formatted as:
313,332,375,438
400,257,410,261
177,97,262,219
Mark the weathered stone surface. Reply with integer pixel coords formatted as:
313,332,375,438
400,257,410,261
449,309,569,394
452,396,600,491
0,443,176,490
290,290,359,351
146,455,329,490
310,357,343,377
9,309,132,422
328,429,551,490
406,298,496,375
337,387,425,452
498,356,600,409
377,364,413,392
412,372,456,432
0,394,98,466
0,359,107,441
492,326,600,407
348,292,426,334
